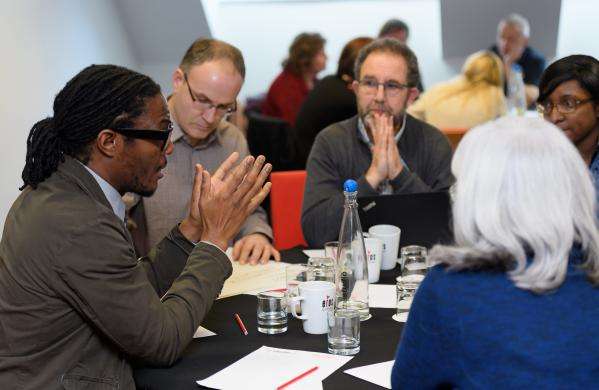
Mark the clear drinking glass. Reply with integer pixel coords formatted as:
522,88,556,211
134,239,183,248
307,257,335,283
256,291,288,334
327,308,360,355
392,274,424,322
400,245,428,276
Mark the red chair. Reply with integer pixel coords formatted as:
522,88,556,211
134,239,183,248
269,171,308,250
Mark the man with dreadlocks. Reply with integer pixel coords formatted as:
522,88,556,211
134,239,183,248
0,64,271,389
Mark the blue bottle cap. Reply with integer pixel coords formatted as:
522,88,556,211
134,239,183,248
343,179,358,192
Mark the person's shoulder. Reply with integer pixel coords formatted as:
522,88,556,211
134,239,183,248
524,46,546,62
316,116,358,140
18,175,120,244
218,120,244,140
216,121,247,149
405,114,447,139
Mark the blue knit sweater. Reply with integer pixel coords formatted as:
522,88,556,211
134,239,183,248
391,261,599,389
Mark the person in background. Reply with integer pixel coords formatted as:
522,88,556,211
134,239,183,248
408,50,506,129
0,64,271,388
301,39,453,248
392,116,599,389
378,18,410,43
129,38,280,264
537,54,599,209
490,13,546,106
378,19,423,91
293,36,374,167
262,32,327,127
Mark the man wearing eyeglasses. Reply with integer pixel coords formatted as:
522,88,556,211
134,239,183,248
301,38,453,247
130,38,279,264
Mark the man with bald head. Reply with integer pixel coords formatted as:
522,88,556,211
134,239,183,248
130,38,280,264
490,13,546,106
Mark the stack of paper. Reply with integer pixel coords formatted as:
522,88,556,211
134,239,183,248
197,346,353,390
218,252,288,299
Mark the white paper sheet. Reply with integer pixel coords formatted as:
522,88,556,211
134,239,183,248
197,346,353,390
303,249,325,258
344,360,395,389
368,284,396,308
193,326,216,338
218,255,288,299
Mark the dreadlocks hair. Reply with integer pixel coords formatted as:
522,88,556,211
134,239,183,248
20,64,161,190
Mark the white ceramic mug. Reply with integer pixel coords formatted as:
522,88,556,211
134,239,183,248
289,281,336,334
364,237,383,283
368,224,401,270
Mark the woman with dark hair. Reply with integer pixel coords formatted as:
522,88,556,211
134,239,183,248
293,36,373,167
262,32,327,126
537,55,599,165
537,55,599,217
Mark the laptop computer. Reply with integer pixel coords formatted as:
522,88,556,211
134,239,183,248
358,191,453,249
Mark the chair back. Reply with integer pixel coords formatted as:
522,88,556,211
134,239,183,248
269,170,308,250
441,128,469,150
246,111,299,171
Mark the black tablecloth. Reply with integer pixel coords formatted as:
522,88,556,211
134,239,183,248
134,247,404,389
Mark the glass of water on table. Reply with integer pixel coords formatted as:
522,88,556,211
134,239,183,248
393,245,428,322
257,290,287,334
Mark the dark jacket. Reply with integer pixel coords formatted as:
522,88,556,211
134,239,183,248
0,156,232,389
301,114,453,247
294,75,357,168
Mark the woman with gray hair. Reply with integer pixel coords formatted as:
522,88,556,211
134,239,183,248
391,116,599,389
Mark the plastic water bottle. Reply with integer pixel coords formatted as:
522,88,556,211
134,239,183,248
335,179,370,321
507,63,527,116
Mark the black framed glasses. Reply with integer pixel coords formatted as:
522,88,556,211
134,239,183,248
112,126,172,151
183,73,237,116
358,78,409,97
537,97,594,116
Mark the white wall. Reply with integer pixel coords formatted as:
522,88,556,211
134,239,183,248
208,0,598,102
212,0,458,102
556,0,599,59
0,0,138,236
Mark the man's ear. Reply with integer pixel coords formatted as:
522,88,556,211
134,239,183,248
172,68,184,92
96,129,120,158
351,80,360,95
406,87,420,106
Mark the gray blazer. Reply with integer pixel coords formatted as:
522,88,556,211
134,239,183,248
0,156,232,389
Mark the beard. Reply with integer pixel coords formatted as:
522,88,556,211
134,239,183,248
358,103,404,130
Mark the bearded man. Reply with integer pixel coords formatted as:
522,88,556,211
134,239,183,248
301,39,453,247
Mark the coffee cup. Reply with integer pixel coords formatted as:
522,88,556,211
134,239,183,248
289,281,336,334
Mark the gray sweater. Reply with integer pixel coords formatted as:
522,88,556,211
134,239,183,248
301,114,453,248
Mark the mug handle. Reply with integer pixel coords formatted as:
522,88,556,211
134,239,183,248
289,296,308,320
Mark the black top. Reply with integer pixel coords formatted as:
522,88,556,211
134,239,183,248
293,75,357,167
490,44,547,87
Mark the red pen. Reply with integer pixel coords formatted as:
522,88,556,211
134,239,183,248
234,313,248,335
276,366,319,390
